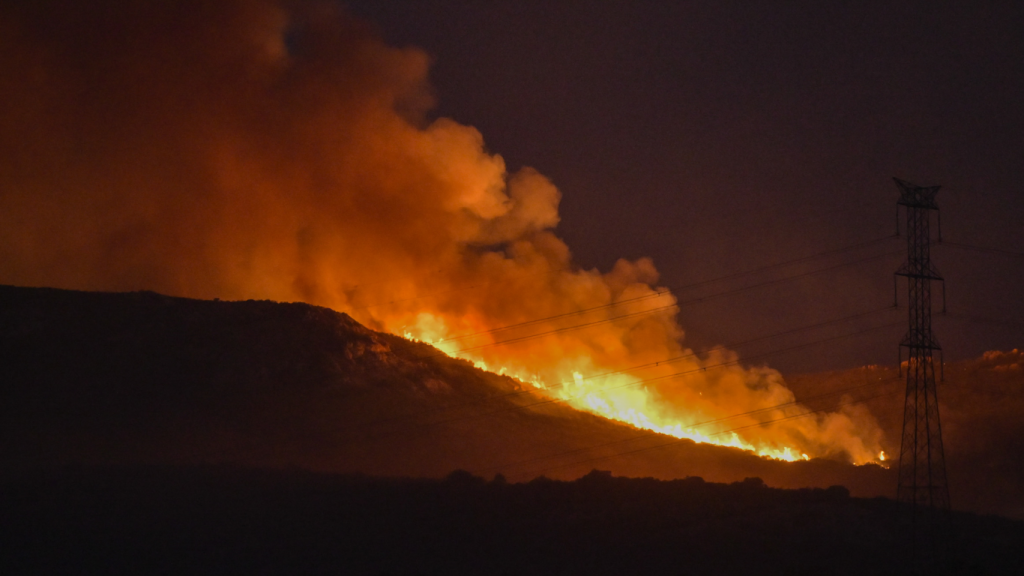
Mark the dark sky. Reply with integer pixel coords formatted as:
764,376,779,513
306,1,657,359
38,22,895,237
343,0,1024,374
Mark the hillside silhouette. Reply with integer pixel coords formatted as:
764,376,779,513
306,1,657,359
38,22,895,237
0,284,891,492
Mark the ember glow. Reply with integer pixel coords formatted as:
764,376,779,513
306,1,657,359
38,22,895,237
0,0,884,464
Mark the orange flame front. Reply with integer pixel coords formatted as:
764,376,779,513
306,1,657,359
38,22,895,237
386,280,881,465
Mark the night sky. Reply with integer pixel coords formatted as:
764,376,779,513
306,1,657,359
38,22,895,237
344,0,1024,374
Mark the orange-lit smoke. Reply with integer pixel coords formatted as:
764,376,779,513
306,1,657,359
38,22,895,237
0,0,883,463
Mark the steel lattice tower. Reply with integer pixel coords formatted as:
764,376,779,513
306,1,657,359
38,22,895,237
893,177,950,574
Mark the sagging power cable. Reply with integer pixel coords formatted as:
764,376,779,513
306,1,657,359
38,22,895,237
940,241,1024,260
436,235,898,343
421,248,904,356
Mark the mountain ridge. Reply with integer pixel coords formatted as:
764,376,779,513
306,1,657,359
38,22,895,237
0,283,921,499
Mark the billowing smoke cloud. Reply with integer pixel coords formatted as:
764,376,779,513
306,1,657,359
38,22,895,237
0,0,883,463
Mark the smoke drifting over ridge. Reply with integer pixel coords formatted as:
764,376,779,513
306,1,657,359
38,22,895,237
0,0,883,463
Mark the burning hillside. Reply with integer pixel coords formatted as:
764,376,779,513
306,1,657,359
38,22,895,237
0,0,883,463
0,284,892,495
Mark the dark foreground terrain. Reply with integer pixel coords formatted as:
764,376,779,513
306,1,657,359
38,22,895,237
2,466,1022,576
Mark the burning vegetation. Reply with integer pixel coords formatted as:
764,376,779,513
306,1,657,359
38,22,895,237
0,0,883,464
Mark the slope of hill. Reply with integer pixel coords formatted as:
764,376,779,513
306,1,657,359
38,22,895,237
0,284,887,494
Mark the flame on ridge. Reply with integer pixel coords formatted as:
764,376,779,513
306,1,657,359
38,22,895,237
399,311,874,464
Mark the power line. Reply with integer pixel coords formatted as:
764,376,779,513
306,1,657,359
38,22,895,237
677,234,897,288
453,248,903,352
350,281,492,311
557,306,897,386
940,240,1024,260
453,303,680,353
437,289,671,343
413,248,904,357
347,234,897,320
437,234,898,343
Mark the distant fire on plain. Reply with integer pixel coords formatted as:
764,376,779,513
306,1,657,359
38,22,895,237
0,0,884,464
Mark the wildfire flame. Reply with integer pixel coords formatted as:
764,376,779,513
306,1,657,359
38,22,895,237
0,0,885,465
398,303,876,463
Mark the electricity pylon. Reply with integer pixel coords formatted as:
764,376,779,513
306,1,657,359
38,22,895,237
893,177,950,574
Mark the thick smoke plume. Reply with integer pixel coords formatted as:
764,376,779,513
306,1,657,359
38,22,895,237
0,0,883,463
